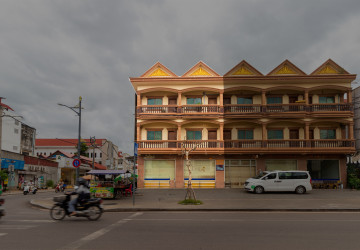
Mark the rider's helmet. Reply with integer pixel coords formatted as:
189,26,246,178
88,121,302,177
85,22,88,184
78,178,86,186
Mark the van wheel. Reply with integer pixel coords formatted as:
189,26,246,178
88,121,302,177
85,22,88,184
295,186,306,194
254,186,264,194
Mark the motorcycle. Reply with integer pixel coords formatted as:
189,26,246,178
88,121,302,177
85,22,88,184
0,198,5,219
23,184,37,195
50,193,103,221
55,184,65,193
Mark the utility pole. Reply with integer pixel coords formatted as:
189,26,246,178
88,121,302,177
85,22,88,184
0,97,3,171
58,96,82,185
90,136,96,169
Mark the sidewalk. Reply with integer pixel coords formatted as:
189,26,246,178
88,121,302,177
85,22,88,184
29,188,360,212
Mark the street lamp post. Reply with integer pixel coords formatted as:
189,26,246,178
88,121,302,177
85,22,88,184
58,96,82,185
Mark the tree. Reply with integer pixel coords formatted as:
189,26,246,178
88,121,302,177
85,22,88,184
75,141,89,157
181,141,198,202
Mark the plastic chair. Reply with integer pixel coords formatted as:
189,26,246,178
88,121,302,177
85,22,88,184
124,184,132,197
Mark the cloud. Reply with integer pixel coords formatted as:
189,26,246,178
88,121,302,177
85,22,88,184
1,0,359,154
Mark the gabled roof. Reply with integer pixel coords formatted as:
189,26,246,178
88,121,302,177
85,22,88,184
224,60,263,77
140,62,178,78
267,60,307,76
182,61,220,77
48,150,74,159
310,59,350,75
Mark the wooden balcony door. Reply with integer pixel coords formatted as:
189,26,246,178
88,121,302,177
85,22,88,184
168,97,177,113
208,129,217,148
168,130,177,148
289,129,299,147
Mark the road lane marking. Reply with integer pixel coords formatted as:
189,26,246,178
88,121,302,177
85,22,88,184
6,220,55,223
0,233,8,237
0,225,37,230
57,212,143,250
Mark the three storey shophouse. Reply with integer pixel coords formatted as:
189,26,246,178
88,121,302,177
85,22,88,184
129,59,356,189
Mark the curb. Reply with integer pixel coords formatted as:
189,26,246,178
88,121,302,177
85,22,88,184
30,200,360,213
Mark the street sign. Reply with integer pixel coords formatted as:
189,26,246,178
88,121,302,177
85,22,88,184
134,142,138,157
72,159,81,168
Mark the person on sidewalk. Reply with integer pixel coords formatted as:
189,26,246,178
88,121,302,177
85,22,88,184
68,178,90,216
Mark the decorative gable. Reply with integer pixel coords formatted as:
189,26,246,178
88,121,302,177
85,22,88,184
182,61,220,77
140,62,178,77
310,59,349,75
224,60,263,77
267,60,307,76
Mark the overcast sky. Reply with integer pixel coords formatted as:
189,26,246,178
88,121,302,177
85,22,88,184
1,0,360,154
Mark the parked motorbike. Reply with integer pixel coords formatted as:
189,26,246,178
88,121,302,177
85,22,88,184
0,198,5,219
50,193,103,221
23,184,37,195
55,184,65,193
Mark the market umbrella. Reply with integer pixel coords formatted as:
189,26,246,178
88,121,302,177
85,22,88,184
114,174,123,182
82,175,93,180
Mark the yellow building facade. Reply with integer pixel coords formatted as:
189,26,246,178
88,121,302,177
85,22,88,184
130,59,356,189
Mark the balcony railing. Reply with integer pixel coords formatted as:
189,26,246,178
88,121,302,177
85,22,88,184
137,105,178,114
138,139,354,150
309,104,353,112
224,105,261,113
137,103,353,115
181,105,220,113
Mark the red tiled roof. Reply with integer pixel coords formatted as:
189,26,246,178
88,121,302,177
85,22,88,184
49,150,74,158
78,155,107,170
0,103,14,111
36,138,105,147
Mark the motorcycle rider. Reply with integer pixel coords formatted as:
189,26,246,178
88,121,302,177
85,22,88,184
68,178,90,216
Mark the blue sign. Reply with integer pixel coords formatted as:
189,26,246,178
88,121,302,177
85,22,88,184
134,143,138,157
0,158,24,170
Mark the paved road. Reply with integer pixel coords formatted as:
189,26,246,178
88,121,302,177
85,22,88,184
1,192,360,250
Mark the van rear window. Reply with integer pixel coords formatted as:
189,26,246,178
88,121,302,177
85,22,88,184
279,172,308,179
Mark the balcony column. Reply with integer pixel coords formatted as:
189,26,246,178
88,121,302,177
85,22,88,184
261,90,266,112
136,93,142,114
177,92,182,113
347,90,352,103
262,123,267,147
177,124,182,142
137,93,141,105
305,90,309,105
219,92,223,113
349,122,354,140
220,123,224,148
305,122,310,148
305,123,309,140
136,124,141,142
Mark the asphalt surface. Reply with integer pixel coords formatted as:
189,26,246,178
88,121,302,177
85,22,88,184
2,188,359,212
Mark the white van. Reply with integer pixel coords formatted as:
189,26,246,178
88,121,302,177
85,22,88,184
244,170,312,194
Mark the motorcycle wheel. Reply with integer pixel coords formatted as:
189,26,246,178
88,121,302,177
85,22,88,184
87,206,103,221
50,205,66,220
55,189,59,193
33,190,37,194
23,191,28,195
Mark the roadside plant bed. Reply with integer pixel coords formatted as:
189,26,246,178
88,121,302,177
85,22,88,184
178,199,203,205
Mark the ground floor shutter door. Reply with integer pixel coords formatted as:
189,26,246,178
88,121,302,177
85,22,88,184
144,160,175,188
225,160,256,188
265,159,297,171
184,160,216,188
